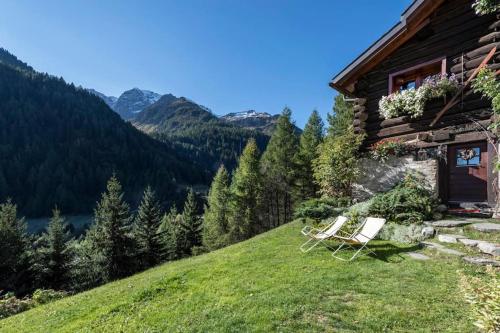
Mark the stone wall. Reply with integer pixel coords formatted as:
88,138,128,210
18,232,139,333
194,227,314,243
353,156,439,201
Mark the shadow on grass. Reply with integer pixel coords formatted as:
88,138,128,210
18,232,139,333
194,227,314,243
322,242,422,263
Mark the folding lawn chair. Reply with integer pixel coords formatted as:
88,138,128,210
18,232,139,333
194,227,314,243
299,216,349,253
330,217,387,261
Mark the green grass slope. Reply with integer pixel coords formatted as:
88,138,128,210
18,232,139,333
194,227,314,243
0,221,474,332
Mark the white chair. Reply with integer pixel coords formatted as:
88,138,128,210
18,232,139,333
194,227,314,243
300,216,349,253
330,217,387,261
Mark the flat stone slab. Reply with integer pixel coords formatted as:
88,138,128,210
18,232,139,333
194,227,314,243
421,241,465,256
429,220,472,228
477,242,500,256
407,252,431,260
471,223,500,233
458,238,483,247
463,256,500,267
438,234,466,243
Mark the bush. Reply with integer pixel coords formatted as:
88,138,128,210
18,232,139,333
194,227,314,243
0,293,34,319
32,289,68,305
370,138,414,162
459,266,500,332
368,173,439,224
294,197,350,221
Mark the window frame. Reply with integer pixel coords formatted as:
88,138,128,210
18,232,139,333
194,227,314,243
388,56,447,94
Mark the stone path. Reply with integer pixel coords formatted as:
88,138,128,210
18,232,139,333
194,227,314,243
406,252,430,260
413,219,500,265
420,241,465,256
471,222,500,233
437,234,465,243
426,220,472,228
463,257,500,267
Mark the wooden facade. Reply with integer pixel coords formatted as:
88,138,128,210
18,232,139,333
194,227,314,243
330,0,499,207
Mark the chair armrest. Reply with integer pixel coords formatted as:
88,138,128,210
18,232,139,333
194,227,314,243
301,225,322,236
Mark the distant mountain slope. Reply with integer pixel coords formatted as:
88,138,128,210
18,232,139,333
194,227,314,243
114,88,161,119
220,110,281,135
133,95,270,171
87,89,118,109
0,48,33,72
0,50,207,217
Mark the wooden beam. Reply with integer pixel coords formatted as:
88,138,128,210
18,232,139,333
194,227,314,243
430,46,497,127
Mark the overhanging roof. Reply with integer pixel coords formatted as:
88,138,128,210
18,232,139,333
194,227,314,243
330,0,446,96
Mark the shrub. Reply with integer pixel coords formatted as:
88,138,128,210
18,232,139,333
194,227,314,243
459,266,500,332
0,293,34,319
368,173,439,224
379,74,459,119
293,197,350,222
0,289,68,320
32,289,68,305
472,0,500,15
370,138,414,162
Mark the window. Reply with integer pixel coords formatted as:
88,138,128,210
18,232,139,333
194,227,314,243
456,147,481,167
388,57,447,94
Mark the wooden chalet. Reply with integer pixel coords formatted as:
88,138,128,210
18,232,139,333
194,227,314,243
330,0,499,209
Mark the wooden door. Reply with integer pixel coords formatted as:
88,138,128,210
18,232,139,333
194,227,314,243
447,141,488,202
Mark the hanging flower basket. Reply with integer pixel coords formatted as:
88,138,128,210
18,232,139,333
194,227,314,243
379,74,460,119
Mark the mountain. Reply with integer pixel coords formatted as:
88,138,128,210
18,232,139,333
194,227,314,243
113,88,161,119
0,48,33,72
133,95,270,171
0,48,208,217
87,89,117,109
220,110,281,135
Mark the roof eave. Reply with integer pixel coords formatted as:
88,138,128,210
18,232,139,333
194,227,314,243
329,0,445,94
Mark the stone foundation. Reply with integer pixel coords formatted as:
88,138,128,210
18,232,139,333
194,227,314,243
353,156,439,201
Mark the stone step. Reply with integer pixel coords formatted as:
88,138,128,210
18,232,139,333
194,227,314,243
457,238,500,256
406,252,431,260
437,234,466,244
463,256,500,267
426,220,472,228
420,241,466,256
477,242,500,256
471,222,500,233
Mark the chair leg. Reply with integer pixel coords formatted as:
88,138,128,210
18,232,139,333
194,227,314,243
300,238,321,253
331,241,352,261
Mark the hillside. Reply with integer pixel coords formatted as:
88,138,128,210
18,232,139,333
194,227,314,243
133,95,270,171
0,49,207,217
0,221,474,332
220,110,281,135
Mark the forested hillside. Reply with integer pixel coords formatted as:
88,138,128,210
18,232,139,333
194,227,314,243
0,50,208,217
134,95,270,171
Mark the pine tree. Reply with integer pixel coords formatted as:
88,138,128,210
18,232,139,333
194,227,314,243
158,206,182,260
203,165,231,251
328,94,354,137
37,207,73,290
295,110,324,200
260,107,300,227
85,175,135,282
228,139,262,241
313,128,363,198
179,188,203,255
134,186,164,268
0,199,33,295
313,95,361,198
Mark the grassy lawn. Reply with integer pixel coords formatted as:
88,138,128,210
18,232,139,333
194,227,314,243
0,220,477,332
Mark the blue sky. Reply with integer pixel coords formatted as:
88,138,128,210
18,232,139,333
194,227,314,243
0,0,412,128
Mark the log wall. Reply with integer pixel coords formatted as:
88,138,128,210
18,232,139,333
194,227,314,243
353,0,498,148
